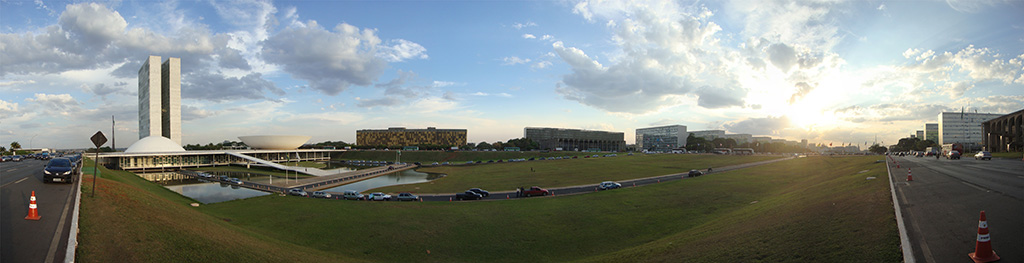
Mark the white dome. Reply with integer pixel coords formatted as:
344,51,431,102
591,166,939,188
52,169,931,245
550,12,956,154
125,136,186,153
238,135,311,150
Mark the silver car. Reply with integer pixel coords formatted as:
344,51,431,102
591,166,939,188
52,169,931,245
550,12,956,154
974,151,992,160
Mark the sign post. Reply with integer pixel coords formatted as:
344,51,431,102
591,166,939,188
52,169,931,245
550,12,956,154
90,131,107,198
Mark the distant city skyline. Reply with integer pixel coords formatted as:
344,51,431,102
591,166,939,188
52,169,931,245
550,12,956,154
1,1,1023,149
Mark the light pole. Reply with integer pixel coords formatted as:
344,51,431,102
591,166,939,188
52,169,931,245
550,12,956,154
29,134,38,149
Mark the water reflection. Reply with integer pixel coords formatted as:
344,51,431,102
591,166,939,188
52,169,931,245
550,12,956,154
142,168,443,204
163,181,270,204
321,169,444,192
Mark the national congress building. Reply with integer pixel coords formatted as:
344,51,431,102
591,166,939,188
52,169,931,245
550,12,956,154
139,55,182,145
356,127,467,147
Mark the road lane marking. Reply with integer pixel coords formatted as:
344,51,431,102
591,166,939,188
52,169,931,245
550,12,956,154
960,182,992,193
1,176,31,188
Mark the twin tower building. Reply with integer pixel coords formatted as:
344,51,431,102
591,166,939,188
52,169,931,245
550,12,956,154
138,56,182,145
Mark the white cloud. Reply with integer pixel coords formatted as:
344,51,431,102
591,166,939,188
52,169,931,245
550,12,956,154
522,34,536,39
512,22,537,29
541,35,554,41
262,21,426,95
532,61,553,69
555,1,748,113
502,56,531,65
378,39,429,62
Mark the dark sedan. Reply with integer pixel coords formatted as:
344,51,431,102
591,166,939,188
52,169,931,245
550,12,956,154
455,191,483,200
43,158,76,183
468,188,490,197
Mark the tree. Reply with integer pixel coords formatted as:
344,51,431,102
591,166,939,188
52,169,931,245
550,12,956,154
10,141,21,150
476,142,492,150
869,144,888,154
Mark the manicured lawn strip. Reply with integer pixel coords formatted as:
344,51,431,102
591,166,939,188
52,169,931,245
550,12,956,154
77,162,357,262
333,150,603,163
372,154,781,193
578,156,900,262
991,151,1022,159
82,158,197,206
196,165,315,178
199,156,898,262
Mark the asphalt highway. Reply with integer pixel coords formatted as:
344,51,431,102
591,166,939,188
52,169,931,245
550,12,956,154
889,155,1024,263
1,158,80,263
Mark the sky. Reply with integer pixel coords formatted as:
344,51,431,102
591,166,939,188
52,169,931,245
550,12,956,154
1,0,1023,150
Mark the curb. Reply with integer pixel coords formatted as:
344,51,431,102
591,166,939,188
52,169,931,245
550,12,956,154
65,164,84,262
886,157,915,263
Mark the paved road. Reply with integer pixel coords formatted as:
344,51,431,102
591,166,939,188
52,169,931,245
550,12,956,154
889,155,1024,263
1,158,80,263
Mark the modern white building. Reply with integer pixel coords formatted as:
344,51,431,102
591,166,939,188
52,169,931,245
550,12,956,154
139,56,181,145
690,130,726,140
938,112,1003,151
636,125,687,152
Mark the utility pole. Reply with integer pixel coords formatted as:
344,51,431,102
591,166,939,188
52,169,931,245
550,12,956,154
111,115,115,151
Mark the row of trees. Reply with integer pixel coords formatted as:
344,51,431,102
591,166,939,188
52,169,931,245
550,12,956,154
183,141,247,150
888,137,938,152
683,134,810,153
470,138,540,151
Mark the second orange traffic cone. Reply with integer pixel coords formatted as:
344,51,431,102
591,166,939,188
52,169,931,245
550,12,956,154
25,191,40,220
968,211,999,263
907,168,913,182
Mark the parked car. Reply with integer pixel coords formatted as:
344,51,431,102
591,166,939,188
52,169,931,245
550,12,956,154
396,192,419,201
229,178,243,185
455,191,483,200
312,191,332,198
974,151,992,160
688,170,704,177
43,158,75,184
520,186,549,197
12,155,23,162
599,181,622,190
1,156,10,162
342,190,364,200
468,188,490,197
367,192,392,201
288,188,309,197
219,175,230,181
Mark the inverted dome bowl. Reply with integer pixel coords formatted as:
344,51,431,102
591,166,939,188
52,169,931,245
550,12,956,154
238,135,311,150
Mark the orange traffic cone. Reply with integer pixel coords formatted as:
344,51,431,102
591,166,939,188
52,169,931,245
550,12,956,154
969,211,999,263
907,168,913,182
25,191,40,220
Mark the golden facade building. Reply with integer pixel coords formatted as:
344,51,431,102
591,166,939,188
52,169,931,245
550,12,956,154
357,127,467,147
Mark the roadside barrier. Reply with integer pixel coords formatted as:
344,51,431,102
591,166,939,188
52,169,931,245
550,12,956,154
907,168,913,182
968,211,999,263
25,191,41,220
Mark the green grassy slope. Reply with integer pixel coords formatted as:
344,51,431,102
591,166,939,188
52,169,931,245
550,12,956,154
76,161,360,263
372,154,780,193
197,156,899,262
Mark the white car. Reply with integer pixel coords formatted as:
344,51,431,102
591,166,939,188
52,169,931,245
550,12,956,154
599,181,622,190
312,191,332,198
974,151,992,160
367,192,392,201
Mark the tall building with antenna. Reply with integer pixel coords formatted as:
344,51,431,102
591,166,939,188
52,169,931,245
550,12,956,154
138,56,181,145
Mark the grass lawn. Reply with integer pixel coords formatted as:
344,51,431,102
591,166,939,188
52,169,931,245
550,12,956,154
196,165,316,178
372,154,781,193
991,151,1022,159
76,160,353,262
197,155,899,262
333,150,603,163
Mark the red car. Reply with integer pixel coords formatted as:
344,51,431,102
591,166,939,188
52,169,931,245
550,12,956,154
519,186,549,197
